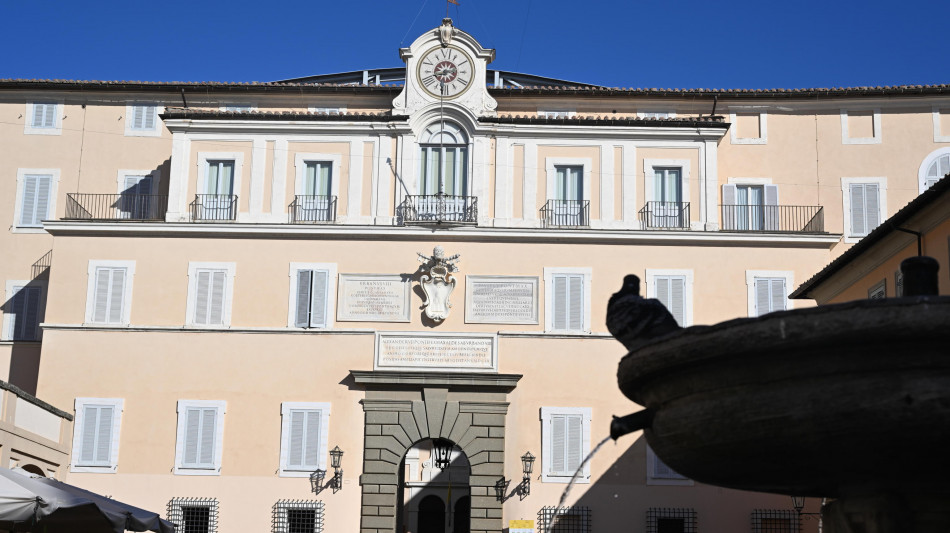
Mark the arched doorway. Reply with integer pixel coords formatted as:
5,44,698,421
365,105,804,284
418,495,445,533
402,439,471,533
20,464,45,477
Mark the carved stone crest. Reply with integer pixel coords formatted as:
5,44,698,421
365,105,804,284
417,246,460,322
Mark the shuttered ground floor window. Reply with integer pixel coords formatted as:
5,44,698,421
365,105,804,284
273,500,324,533
538,506,591,533
174,400,226,474
70,398,123,472
540,407,591,483
167,497,218,533
279,402,331,476
646,508,697,533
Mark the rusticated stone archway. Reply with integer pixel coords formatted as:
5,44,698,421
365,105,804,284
351,371,522,533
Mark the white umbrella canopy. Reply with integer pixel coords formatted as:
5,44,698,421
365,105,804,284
0,468,174,533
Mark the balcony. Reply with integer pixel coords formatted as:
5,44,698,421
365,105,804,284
720,205,824,233
289,195,337,224
639,201,690,230
399,194,478,225
64,193,167,221
191,194,237,222
540,199,590,228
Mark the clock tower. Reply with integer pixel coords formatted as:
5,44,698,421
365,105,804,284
392,18,497,118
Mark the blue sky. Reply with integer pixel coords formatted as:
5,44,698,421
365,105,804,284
1,0,946,89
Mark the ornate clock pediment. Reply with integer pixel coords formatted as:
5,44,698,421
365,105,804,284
392,18,497,118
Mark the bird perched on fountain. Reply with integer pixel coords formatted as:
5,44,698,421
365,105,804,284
607,274,682,351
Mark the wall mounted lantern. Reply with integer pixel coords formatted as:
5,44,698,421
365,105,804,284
329,446,344,493
432,439,454,470
495,451,536,502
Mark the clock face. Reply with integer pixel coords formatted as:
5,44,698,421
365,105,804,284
417,46,474,99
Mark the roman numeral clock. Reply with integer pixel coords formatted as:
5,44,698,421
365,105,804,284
418,46,474,99
392,18,497,117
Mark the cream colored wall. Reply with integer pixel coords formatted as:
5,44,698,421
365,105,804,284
826,217,950,304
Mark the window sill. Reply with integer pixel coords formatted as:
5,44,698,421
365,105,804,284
542,474,590,484
124,129,163,138
10,227,49,234
173,466,221,476
23,127,62,136
279,468,325,478
70,464,117,474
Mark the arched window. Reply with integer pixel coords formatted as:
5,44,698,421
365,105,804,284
419,121,468,196
919,148,950,193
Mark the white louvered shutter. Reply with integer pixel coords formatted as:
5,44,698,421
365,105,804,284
79,405,115,466
289,410,305,468
7,286,40,341
770,278,787,312
764,184,780,231
184,408,201,465
194,270,227,325
755,278,772,317
721,184,737,230
568,276,583,331
33,103,55,128
566,414,582,472
553,276,568,330
304,410,321,468
95,406,114,463
310,270,329,328
93,267,126,323
209,271,226,324
32,104,45,127
295,270,312,328
20,174,51,226
132,106,145,129
551,416,566,474
199,408,216,465
654,276,686,326
287,409,322,470
864,183,880,234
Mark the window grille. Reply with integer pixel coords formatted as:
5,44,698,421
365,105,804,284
167,497,218,533
538,506,591,533
752,510,800,533
273,500,324,533
646,508,697,533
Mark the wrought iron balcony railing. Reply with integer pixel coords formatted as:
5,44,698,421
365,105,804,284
639,201,690,229
540,199,590,228
191,194,238,222
720,204,824,233
64,193,168,221
289,195,337,224
399,194,478,225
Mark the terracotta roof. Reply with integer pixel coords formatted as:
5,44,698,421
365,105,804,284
160,107,398,121
790,174,950,300
2,78,950,99
484,114,728,127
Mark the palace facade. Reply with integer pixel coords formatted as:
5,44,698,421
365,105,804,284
2,18,948,533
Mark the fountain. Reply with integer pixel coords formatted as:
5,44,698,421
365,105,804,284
608,257,950,533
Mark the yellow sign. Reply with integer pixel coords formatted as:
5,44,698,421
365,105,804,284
510,520,535,529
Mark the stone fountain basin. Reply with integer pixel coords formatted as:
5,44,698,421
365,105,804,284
617,296,950,498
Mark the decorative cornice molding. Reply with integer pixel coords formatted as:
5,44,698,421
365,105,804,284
350,370,522,389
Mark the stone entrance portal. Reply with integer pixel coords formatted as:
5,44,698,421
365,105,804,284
352,371,522,533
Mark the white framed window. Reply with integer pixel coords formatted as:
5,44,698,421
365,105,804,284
746,270,794,317
543,267,591,333
645,269,693,327
637,110,676,119
545,157,592,203
125,103,162,136
279,402,331,477
418,121,470,196
186,262,236,327
540,406,591,483
729,111,768,144
538,109,576,119
293,153,342,222
2,280,45,341
646,444,691,486
167,497,218,533
273,500,325,533
722,178,780,231
85,261,136,325
174,400,226,475
25,101,62,134
70,398,123,472
841,177,887,242
932,106,950,143
643,159,691,229
13,169,61,232
288,263,336,329
308,106,346,115
918,148,950,194
840,108,882,144
197,152,244,197
868,279,886,300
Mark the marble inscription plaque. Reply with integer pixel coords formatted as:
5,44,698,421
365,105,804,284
337,274,411,322
375,333,498,372
465,275,539,324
